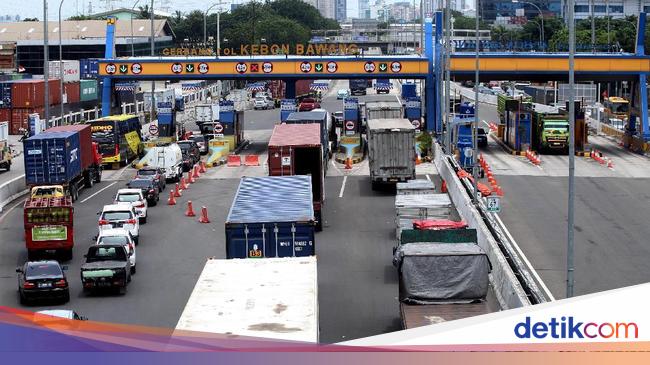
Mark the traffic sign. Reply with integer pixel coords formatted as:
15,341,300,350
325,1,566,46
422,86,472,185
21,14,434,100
391,61,402,73
171,63,183,74
300,62,312,73
149,124,159,136
314,63,324,72
235,62,247,74
378,63,388,72
119,64,128,74
185,64,195,73
486,196,501,213
198,63,209,74
364,61,376,73
214,122,224,133
105,63,117,75
131,63,142,74
250,63,259,72
327,61,338,73
411,119,421,129
345,120,355,130
262,62,273,73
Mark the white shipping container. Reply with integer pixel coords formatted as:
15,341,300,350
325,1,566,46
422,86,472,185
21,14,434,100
47,60,80,83
195,103,219,122
175,257,319,343
0,121,8,140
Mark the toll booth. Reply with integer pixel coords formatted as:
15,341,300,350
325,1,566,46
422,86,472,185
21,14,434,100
280,99,297,122
506,110,531,151
156,101,176,138
217,100,244,149
454,103,475,168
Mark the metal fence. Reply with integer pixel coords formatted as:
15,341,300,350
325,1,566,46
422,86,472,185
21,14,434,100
557,83,598,105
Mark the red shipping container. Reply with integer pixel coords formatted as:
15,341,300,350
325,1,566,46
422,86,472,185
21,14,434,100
11,107,45,134
0,108,9,123
11,79,62,108
295,79,312,98
63,81,80,104
44,124,94,170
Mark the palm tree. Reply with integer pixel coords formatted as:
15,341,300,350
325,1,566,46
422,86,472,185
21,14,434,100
138,5,151,19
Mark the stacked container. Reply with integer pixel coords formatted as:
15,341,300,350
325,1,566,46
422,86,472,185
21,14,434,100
395,193,453,240
49,60,80,106
8,79,60,135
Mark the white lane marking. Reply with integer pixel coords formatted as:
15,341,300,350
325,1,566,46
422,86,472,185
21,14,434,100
493,213,556,301
338,175,348,198
425,174,431,182
0,199,25,222
80,182,117,203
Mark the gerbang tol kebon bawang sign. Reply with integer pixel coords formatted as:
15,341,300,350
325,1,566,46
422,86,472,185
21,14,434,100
162,43,359,57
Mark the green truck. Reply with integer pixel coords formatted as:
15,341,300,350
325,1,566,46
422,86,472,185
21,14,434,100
532,112,570,153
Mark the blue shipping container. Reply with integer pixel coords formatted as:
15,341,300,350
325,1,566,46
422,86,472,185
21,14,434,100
80,59,99,79
24,131,82,185
0,81,12,108
225,176,315,259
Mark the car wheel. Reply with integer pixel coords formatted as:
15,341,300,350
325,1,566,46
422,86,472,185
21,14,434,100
62,291,70,303
131,265,136,275
140,215,147,224
19,293,28,306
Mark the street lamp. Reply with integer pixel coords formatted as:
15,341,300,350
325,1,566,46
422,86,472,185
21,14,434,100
528,19,543,48
130,0,141,57
44,0,50,124
58,0,65,124
512,0,544,47
150,0,155,125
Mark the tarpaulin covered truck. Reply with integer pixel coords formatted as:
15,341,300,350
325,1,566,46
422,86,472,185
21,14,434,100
268,124,325,231
24,124,102,202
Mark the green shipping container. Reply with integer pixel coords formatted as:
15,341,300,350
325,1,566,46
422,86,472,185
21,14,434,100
80,79,98,102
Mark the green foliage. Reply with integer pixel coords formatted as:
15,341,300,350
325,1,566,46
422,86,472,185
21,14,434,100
450,10,489,30
67,15,94,21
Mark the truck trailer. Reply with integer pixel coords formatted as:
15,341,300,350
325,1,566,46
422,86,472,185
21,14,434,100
24,124,102,201
367,118,416,189
175,257,318,343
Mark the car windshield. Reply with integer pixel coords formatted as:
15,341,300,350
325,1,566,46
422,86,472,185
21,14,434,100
178,143,191,151
26,263,62,279
137,169,156,176
255,97,265,101
545,123,568,130
86,246,127,262
128,179,152,188
99,235,129,245
303,98,315,103
116,193,141,202
102,211,132,221
190,136,205,143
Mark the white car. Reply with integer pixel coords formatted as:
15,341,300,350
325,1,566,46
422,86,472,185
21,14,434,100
254,96,273,110
96,228,137,274
98,204,140,245
114,189,148,224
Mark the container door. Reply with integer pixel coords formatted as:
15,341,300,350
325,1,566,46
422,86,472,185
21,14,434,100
226,224,269,259
47,138,67,183
271,223,315,257
268,146,294,176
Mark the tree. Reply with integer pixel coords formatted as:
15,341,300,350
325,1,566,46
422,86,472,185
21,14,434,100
67,15,94,21
23,17,38,22
139,5,151,19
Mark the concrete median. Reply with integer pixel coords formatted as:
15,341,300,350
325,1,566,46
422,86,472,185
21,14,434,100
433,142,530,310
0,174,27,213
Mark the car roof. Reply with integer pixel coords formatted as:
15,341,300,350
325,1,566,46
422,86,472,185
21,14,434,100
97,228,131,237
26,260,60,268
117,188,144,194
36,310,76,319
138,166,160,171
102,204,135,212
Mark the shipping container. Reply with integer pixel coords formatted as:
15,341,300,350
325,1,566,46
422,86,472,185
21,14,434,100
268,123,325,231
285,110,331,161
175,257,318,342
79,79,98,102
44,124,94,170
24,131,82,185
396,179,434,195
48,60,80,83
225,176,315,259
367,118,416,188
11,107,44,135
365,100,404,120
395,193,453,240
63,81,80,104
0,80,12,108
0,108,9,123
79,59,99,79
11,79,61,108
296,79,312,99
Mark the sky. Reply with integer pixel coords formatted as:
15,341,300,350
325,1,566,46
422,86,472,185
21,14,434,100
0,0,368,21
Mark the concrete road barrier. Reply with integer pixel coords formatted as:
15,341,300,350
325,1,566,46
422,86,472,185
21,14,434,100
0,174,27,213
433,143,531,310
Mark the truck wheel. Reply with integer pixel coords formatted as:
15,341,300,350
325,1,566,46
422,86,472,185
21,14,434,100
94,170,102,183
84,174,94,188
371,181,379,191
71,187,79,202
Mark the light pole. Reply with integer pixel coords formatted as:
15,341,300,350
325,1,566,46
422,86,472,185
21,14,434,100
58,0,64,124
472,2,479,202
204,2,219,44
567,0,576,298
528,19,543,48
512,0,544,47
131,0,141,114
150,0,155,125
44,0,50,125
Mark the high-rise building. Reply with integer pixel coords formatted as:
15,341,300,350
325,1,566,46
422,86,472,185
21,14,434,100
359,0,371,18
305,0,336,19
336,0,347,21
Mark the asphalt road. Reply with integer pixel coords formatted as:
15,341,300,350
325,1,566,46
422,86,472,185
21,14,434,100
0,80,413,343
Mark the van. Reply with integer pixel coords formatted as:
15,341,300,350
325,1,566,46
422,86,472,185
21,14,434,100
134,144,183,182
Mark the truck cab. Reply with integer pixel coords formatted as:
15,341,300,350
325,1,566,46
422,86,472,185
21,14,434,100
541,119,569,151
30,185,65,199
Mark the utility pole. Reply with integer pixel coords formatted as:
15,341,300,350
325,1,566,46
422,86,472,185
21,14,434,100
59,0,65,124
444,0,451,151
472,0,479,202
44,0,50,125
567,0,576,298
150,0,155,124
590,0,595,52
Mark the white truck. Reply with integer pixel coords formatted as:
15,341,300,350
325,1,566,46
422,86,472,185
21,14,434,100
367,118,416,190
194,103,220,134
175,257,318,343
135,144,184,182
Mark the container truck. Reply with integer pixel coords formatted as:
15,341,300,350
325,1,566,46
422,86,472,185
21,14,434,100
367,118,416,190
375,79,392,94
24,124,102,202
393,242,494,329
175,257,318,343
268,124,325,231
225,175,315,259
364,99,404,121
350,79,368,96
194,103,219,133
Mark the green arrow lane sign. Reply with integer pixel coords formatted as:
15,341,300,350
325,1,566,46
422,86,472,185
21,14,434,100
379,63,388,72
315,63,323,72
119,65,128,73
186,64,195,73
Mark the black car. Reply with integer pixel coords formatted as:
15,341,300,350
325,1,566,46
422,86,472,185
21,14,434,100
81,245,131,295
17,261,70,305
136,167,165,192
126,178,160,206
177,141,200,172
189,134,208,155
477,128,488,148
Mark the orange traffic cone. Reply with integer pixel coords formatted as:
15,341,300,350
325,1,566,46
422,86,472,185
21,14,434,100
167,190,176,205
193,165,200,178
180,177,188,190
198,206,210,223
607,159,614,168
185,200,196,217
187,171,196,184
199,161,207,173
345,157,352,169
441,180,447,193
174,183,182,197
495,186,504,196
415,154,421,165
